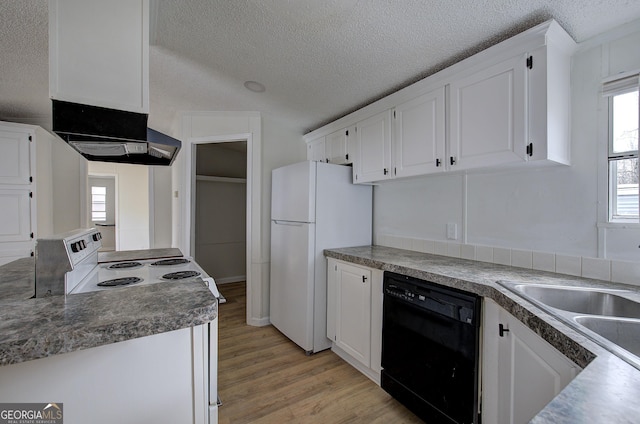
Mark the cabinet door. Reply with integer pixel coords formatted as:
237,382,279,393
326,127,353,164
354,110,392,183
0,246,34,266
307,136,326,162
0,189,33,243
449,54,527,171
0,129,31,185
49,0,149,113
482,299,580,424
334,261,371,367
393,87,446,177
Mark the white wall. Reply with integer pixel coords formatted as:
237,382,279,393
35,127,54,238
373,20,640,274
32,126,86,236
150,166,172,248
261,113,308,317
48,132,86,234
175,111,304,326
88,162,150,250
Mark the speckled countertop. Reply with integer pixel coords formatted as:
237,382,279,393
0,255,217,367
325,245,640,423
0,257,36,302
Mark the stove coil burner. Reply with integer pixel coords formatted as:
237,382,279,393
162,271,201,280
108,261,143,270
151,258,191,266
97,277,143,287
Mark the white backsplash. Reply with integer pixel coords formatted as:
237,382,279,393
375,234,640,287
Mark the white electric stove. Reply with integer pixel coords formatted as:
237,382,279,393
34,228,221,424
69,256,220,298
35,228,220,300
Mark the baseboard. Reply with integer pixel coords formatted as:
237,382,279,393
331,344,381,385
214,276,246,284
248,316,271,327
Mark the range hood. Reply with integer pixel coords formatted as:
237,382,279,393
52,100,181,166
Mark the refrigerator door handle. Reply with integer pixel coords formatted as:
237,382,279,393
273,220,306,226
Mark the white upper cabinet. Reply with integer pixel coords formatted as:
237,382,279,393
0,122,36,265
308,127,356,164
49,0,149,113
326,126,355,165
0,189,32,244
354,110,392,183
449,53,528,171
526,44,572,165
307,136,326,162
303,20,575,183
393,87,446,177
0,129,31,185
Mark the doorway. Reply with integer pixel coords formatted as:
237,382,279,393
88,175,116,251
193,141,247,284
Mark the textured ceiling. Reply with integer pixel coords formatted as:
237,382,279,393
2,1,640,135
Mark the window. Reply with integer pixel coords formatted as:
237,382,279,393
91,186,107,222
605,72,640,222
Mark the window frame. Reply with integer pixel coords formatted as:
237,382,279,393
604,71,640,223
91,185,107,222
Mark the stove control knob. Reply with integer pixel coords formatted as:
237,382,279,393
92,232,102,241
70,242,80,253
80,240,86,249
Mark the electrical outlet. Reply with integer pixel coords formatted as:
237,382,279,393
447,223,457,240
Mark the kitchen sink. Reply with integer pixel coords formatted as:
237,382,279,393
499,281,640,370
574,316,640,357
513,285,640,318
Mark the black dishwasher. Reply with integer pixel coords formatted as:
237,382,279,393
381,272,481,424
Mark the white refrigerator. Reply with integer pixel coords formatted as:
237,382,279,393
270,161,372,353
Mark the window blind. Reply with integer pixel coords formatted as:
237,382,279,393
602,70,640,97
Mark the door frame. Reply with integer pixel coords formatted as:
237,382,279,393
87,173,118,249
184,133,257,325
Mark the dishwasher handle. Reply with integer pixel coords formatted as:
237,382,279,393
384,279,478,325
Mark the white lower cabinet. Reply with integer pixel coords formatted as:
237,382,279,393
327,262,581,420
327,258,383,382
0,326,211,424
482,298,581,424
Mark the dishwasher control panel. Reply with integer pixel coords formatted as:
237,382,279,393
383,272,479,325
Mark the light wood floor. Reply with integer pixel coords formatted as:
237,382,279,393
216,282,422,423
